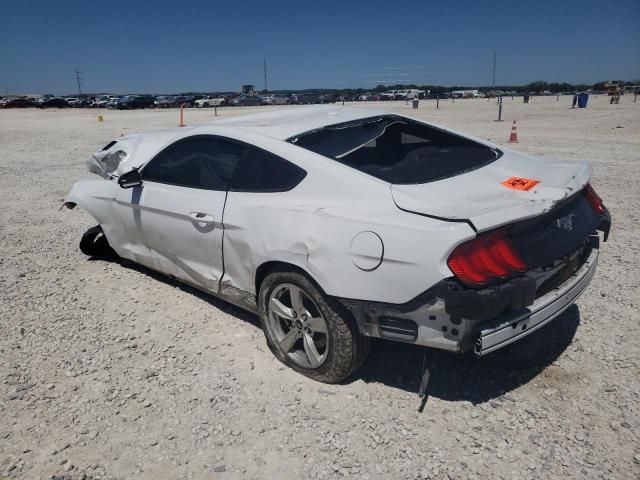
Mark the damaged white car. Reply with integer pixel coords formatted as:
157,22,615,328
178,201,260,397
64,106,611,383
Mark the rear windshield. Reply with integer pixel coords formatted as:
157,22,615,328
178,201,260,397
288,115,500,184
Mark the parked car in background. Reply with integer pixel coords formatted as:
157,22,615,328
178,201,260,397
339,93,359,102
0,97,34,108
115,95,155,109
64,106,610,383
105,97,121,109
318,93,338,104
230,95,263,106
154,95,195,108
153,96,175,108
262,94,290,105
92,95,118,108
92,96,108,107
195,96,226,107
224,93,240,104
25,95,44,103
75,96,95,108
297,93,321,104
173,95,195,108
65,97,80,107
276,94,293,104
37,97,69,108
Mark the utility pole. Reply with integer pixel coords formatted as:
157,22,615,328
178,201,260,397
263,59,268,93
492,51,496,87
75,68,83,95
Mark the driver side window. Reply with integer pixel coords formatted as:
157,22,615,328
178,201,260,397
142,135,245,190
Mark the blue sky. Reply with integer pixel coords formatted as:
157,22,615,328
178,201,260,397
1,0,638,94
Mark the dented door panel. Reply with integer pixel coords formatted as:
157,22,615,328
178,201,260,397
118,181,227,292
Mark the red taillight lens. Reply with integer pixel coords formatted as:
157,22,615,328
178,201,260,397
583,183,605,214
447,229,527,286
489,236,527,271
447,245,489,284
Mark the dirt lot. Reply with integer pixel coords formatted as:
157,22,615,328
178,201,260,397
1,97,639,480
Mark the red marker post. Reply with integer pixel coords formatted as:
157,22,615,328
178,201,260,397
179,103,185,127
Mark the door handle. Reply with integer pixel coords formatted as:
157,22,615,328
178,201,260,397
189,212,216,223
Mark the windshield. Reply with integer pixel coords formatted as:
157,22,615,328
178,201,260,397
288,115,500,184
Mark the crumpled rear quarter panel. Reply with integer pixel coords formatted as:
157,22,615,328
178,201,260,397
222,184,475,304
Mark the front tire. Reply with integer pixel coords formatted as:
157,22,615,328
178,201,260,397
258,271,369,383
79,225,116,257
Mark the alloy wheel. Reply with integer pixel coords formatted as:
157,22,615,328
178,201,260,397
266,283,329,369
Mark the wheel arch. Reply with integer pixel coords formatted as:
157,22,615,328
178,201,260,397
64,180,120,248
254,260,326,298
64,180,117,220
253,260,364,335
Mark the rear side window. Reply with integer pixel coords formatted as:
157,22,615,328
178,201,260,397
230,147,306,192
142,135,245,190
289,115,500,185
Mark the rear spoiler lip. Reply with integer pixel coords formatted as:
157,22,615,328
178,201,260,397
393,201,478,232
396,182,607,239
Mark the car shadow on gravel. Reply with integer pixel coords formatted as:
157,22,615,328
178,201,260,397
91,255,580,404
93,256,261,326
353,305,581,404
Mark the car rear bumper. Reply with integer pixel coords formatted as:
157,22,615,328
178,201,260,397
338,244,599,354
474,246,598,355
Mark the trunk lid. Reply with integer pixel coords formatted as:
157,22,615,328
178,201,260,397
390,148,592,232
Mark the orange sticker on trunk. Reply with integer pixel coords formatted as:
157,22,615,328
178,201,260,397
501,177,540,191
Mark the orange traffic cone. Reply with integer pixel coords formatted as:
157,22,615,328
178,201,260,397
509,120,519,143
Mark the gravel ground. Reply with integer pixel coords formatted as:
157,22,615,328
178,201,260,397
1,97,639,480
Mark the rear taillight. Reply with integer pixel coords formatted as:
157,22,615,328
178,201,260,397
583,183,605,214
447,229,527,286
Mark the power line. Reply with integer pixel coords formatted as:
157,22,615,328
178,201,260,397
492,52,496,86
263,59,268,92
75,68,83,95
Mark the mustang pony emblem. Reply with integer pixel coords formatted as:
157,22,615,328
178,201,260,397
556,213,575,231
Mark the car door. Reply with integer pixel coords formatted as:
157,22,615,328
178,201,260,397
221,146,308,297
116,135,246,292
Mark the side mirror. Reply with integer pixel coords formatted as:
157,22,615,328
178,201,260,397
118,168,142,189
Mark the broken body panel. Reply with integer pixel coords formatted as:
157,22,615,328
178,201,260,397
65,106,609,355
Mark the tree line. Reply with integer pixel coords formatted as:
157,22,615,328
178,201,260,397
285,79,639,96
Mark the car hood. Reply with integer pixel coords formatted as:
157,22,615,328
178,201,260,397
390,148,592,232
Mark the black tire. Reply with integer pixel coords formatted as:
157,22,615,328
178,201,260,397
258,271,370,383
79,225,116,257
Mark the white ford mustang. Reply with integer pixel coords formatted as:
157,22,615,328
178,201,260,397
64,106,611,383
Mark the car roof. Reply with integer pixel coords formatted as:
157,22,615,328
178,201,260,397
205,105,388,140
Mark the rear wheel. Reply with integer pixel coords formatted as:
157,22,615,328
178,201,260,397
79,225,116,257
258,271,369,383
